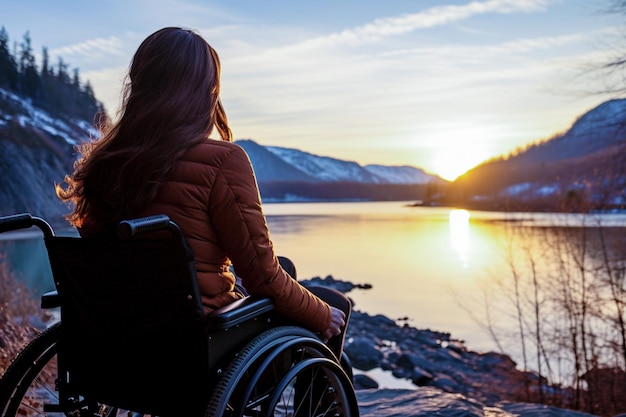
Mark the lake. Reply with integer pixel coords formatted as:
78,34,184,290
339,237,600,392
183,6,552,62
3,201,626,366
263,202,626,359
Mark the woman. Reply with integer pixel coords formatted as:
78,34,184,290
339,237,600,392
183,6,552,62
56,27,348,351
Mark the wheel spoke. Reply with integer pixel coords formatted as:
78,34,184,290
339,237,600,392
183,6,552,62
206,326,358,417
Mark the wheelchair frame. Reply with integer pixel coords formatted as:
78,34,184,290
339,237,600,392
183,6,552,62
0,213,359,417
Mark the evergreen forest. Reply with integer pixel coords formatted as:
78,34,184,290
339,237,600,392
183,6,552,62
0,26,105,122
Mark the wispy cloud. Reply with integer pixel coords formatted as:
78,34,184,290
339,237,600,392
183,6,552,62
223,8,589,122
49,36,126,60
295,0,553,48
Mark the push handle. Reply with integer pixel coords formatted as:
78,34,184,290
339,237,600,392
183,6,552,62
116,214,172,239
0,213,33,233
0,213,54,237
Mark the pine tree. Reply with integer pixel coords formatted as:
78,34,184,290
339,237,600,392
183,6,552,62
18,31,40,99
0,27,105,122
56,56,69,84
41,47,50,77
0,26,18,89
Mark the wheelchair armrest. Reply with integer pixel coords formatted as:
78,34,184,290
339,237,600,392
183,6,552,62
206,296,274,331
41,290,60,309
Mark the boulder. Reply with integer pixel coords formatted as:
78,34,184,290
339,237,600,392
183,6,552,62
344,336,383,371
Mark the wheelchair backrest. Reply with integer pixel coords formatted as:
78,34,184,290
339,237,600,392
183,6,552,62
44,216,209,416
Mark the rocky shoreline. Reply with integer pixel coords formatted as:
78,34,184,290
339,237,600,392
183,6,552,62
0,273,604,417
303,275,601,417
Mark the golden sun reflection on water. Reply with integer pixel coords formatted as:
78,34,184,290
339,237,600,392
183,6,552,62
449,209,470,268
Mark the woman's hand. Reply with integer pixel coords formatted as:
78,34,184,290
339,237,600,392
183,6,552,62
321,306,346,341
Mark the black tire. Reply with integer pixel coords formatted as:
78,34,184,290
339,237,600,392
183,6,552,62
0,323,122,417
0,323,61,417
206,326,359,417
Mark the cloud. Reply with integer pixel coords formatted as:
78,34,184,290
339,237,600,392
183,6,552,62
49,36,127,62
82,65,128,114
293,0,553,48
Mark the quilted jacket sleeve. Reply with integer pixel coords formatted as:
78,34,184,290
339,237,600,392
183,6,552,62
209,145,332,333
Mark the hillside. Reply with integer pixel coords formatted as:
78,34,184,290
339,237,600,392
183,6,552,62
0,27,105,225
0,88,95,225
446,99,626,212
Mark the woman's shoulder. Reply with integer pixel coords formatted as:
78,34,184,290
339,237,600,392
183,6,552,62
184,139,248,163
189,138,244,153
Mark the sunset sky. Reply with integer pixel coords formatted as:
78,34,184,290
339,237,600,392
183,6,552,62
2,0,622,180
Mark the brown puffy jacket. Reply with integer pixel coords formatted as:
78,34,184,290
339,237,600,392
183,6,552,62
134,140,331,333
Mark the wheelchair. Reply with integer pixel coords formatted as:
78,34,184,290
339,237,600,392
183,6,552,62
0,213,359,417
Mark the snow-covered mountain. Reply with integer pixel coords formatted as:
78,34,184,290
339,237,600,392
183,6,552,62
364,164,436,185
235,140,442,185
233,139,317,183
266,145,382,183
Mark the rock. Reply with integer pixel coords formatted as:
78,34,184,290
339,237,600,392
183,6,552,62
368,313,397,327
356,387,601,417
344,336,383,371
409,366,434,386
432,374,460,392
302,275,372,294
396,352,432,372
354,374,379,390
356,388,487,417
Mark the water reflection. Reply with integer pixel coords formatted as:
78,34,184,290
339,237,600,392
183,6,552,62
449,209,470,268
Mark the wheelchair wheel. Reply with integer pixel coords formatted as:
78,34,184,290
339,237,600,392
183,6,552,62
0,323,121,417
207,326,359,417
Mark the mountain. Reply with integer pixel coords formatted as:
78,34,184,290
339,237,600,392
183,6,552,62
234,139,317,183
234,140,444,202
235,139,441,185
0,88,94,225
265,145,383,183
448,99,626,212
539,99,626,160
363,164,436,185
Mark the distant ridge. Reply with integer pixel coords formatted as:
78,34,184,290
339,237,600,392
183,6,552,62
233,139,444,202
449,98,626,211
235,139,443,186
364,164,436,185
235,139,316,183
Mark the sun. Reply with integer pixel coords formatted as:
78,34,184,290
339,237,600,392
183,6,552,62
410,123,503,181
431,145,491,181
432,155,475,181
419,123,500,181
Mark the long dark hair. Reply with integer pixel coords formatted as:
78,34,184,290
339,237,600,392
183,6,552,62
57,27,232,229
